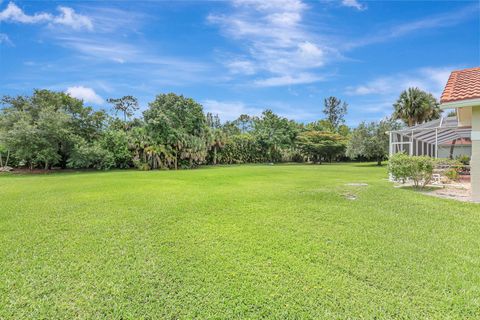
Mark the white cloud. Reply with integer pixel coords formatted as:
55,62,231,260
52,7,93,31
345,4,477,49
346,67,455,99
0,2,51,23
254,73,322,87
55,35,211,83
56,36,139,63
202,99,262,121
227,59,256,75
341,0,366,11
420,67,453,90
0,2,92,30
66,86,104,104
208,0,332,86
297,41,324,65
0,33,13,45
234,0,307,13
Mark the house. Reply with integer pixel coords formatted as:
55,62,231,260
388,66,479,202
440,67,480,201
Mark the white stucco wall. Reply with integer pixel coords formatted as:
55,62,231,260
472,107,480,202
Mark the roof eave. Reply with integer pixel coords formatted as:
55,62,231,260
440,98,480,109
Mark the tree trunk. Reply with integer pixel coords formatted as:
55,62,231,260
6,150,10,167
449,138,457,159
377,158,382,166
213,146,217,165
174,153,178,170
58,142,68,169
0,153,3,167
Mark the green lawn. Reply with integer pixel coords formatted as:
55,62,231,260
1,164,479,319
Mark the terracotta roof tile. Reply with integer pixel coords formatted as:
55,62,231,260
440,67,480,103
441,138,471,146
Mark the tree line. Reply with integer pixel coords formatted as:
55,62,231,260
0,87,440,170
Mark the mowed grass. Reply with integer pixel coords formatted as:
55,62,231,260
1,164,479,319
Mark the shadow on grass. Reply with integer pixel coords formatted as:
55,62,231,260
395,185,443,192
350,162,387,168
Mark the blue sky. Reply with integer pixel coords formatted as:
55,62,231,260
1,0,479,125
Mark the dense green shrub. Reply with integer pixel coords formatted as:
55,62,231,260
68,141,115,170
388,154,435,189
101,130,132,168
219,134,266,164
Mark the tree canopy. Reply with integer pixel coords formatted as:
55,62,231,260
296,130,347,164
0,87,439,171
347,119,400,165
144,93,208,169
0,90,106,169
323,96,348,132
107,96,139,122
393,87,441,127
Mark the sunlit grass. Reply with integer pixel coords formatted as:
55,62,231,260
1,164,479,319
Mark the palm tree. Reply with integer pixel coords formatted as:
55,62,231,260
144,144,175,169
207,128,226,165
180,135,207,167
393,87,441,127
128,127,150,164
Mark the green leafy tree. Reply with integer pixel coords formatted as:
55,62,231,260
0,114,40,169
347,119,400,165
296,130,347,164
0,102,71,169
144,93,208,169
253,110,298,162
221,121,241,136
67,139,115,170
206,113,221,130
323,97,348,132
233,114,255,133
0,143,10,168
305,120,329,131
337,124,351,137
218,134,264,164
101,129,132,168
107,96,139,122
393,87,441,127
0,90,107,169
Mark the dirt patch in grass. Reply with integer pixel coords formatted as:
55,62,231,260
422,183,472,202
395,181,473,202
